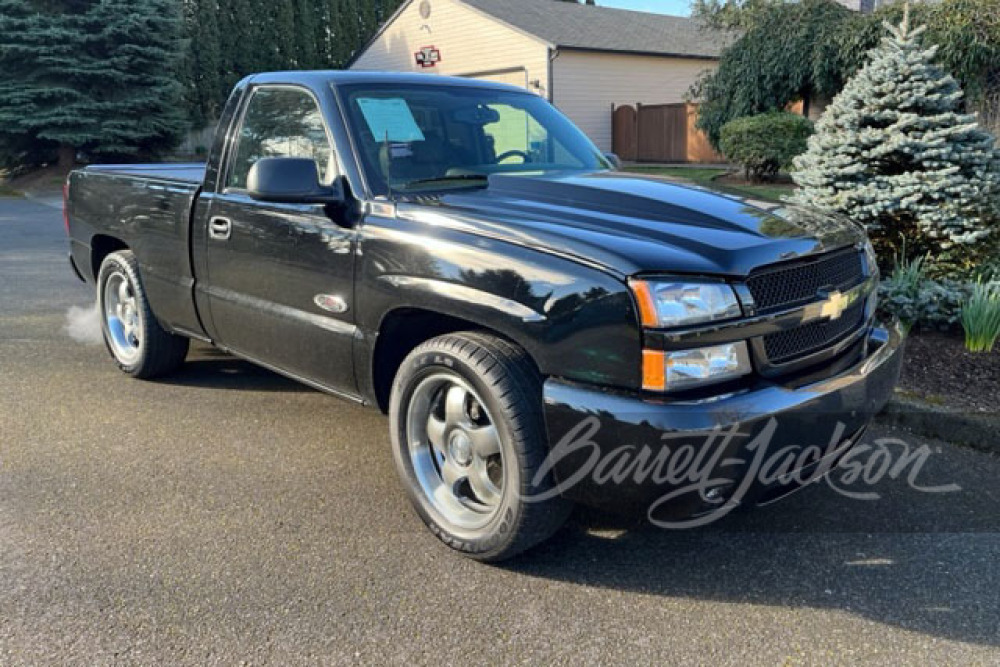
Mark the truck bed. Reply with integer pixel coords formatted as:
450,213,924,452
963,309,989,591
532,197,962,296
84,162,206,185
67,162,206,337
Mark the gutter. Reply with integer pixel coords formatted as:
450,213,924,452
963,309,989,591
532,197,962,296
554,45,721,62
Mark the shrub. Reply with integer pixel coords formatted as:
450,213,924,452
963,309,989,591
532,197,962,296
927,230,1000,279
877,255,975,331
977,253,1000,283
878,279,973,331
692,0,1000,153
719,112,814,182
961,281,1000,352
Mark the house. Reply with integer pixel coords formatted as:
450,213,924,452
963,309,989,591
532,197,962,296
348,0,729,153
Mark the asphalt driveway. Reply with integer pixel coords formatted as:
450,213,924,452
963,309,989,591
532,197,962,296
1,195,998,665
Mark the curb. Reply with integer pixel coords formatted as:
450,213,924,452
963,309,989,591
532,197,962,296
875,394,1000,455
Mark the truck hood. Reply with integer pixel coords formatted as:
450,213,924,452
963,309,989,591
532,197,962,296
395,171,865,278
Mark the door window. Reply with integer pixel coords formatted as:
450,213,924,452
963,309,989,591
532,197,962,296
227,87,335,190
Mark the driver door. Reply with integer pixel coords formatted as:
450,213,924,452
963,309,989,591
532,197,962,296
202,85,358,396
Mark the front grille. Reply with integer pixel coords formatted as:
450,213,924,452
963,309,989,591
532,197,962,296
747,248,864,312
762,299,867,364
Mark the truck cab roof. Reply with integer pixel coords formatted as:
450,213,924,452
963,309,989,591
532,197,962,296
243,70,529,95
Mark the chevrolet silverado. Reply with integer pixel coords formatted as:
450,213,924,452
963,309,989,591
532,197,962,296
66,72,904,560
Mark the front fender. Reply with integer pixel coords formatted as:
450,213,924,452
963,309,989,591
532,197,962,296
355,213,642,393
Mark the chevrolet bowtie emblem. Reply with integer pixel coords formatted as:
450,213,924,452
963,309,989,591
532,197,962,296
819,290,850,320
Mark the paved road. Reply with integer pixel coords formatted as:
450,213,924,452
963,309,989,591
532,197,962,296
1,195,999,665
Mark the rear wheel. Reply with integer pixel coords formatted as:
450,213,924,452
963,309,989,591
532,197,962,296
389,332,572,561
97,250,188,379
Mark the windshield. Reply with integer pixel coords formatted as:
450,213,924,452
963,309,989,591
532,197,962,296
338,83,611,196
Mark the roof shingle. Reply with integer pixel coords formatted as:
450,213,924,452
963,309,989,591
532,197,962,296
460,0,729,59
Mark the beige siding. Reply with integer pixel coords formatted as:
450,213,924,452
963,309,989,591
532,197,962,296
552,50,716,152
350,0,550,95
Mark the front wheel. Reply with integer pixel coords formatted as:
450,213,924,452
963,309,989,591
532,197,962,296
97,250,189,379
389,332,572,561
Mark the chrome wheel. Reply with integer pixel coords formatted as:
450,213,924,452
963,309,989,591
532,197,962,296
405,372,505,530
103,270,142,365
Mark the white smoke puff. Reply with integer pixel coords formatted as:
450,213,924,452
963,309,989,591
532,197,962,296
65,304,103,345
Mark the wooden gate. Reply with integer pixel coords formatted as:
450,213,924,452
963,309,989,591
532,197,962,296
637,103,687,162
612,104,638,161
612,103,722,163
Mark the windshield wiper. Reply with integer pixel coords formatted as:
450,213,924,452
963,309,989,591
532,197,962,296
401,174,490,190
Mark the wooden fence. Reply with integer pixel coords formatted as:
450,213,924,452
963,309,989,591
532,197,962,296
612,103,722,163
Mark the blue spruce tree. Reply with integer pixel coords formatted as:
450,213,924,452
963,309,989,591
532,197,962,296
792,6,1000,263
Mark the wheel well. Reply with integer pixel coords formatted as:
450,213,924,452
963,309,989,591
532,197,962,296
91,235,129,280
371,309,534,414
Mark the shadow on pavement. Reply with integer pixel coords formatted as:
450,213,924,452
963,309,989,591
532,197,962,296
159,345,312,393
507,460,1000,648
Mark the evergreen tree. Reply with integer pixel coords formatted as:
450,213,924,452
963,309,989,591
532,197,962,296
358,0,378,53
0,1,96,169
172,0,407,124
312,1,334,66
217,0,256,87
693,0,1000,151
182,0,223,124
792,7,1000,262
294,0,320,68
0,0,186,169
86,0,187,157
336,0,361,63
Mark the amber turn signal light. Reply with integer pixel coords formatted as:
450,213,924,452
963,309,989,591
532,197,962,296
642,349,666,392
629,280,659,328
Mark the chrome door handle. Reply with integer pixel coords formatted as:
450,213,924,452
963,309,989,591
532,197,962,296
209,216,232,241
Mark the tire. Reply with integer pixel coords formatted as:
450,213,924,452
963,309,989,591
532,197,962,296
97,250,189,379
389,331,573,561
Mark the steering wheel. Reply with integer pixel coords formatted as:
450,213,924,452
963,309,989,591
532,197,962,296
495,150,530,164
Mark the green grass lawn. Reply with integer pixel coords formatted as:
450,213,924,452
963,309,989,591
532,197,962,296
624,166,796,202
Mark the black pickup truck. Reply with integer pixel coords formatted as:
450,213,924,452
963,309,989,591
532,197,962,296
66,71,903,560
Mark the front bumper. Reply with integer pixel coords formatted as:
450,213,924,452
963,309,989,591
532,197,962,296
541,323,905,519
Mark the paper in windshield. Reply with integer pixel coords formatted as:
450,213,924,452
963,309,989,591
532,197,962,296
356,98,426,143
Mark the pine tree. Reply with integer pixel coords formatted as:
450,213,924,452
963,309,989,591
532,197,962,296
83,0,187,158
182,0,224,124
312,1,334,66
217,0,256,87
265,0,297,70
171,0,405,123
331,0,358,66
0,0,186,169
792,6,1000,262
357,0,378,55
294,0,319,68
0,1,97,169
335,0,361,64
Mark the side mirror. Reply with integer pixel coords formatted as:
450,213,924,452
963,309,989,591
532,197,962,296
247,157,344,204
603,152,623,170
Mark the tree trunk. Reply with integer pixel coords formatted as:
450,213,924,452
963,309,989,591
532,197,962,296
57,144,75,170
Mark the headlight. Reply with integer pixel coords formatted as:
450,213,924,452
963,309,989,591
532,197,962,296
630,279,742,328
631,279,749,392
643,343,752,392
